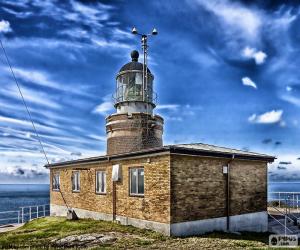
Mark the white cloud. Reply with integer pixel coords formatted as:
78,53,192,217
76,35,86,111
2,7,32,19
0,84,61,110
92,96,113,116
0,115,60,133
286,86,292,92
156,104,180,111
248,110,283,124
7,67,93,97
242,46,267,64
92,39,131,49
242,77,257,89
279,120,286,127
0,20,12,33
70,0,111,23
87,134,106,141
281,95,300,107
11,67,58,88
195,0,262,38
112,28,132,39
253,51,267,64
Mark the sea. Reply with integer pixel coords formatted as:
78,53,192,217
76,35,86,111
0,182,300,225
0,184,50,225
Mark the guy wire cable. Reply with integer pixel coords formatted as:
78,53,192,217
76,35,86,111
0,39,70,209
0,39,50,165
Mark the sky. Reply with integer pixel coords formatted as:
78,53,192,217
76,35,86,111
0,0,300,183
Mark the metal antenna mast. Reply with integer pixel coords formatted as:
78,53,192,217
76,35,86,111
131,27,158,102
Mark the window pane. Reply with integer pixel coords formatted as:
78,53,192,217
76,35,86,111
96,171,106,193
72,172,80,191
96,172,99,192
56,174,59,189
76,173,80,190
130,169,137,194
53,174,59,190
135,72,142,85
102,172,106,193
72,174,75,191
137,169,144,194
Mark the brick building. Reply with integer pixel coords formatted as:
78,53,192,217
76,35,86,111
46,49,275,236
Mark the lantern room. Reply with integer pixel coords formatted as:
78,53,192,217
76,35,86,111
114,50,156,114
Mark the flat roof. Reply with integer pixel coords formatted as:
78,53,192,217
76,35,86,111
45,143,275,168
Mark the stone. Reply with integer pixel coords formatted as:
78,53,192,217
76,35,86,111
52,233,115,248
100,235,117,244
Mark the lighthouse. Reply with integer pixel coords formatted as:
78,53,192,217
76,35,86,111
105,49,164,155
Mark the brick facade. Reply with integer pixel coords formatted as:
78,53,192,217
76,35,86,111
50,154,171,224
170,154,267,223
50,153,268,227
106,113,163,155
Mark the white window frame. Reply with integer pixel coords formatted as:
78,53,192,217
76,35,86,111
72,171,80,192
96,171,106,194
129,167,144,196
52,172,60,191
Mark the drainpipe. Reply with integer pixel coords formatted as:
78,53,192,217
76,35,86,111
112,182,116,221
226,154,235,232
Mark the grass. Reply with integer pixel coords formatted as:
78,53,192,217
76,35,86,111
0,217,297,249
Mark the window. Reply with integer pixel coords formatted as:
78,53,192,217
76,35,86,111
130,168,144,196
52,173,60,191
72,171,80,192
96,171,106,194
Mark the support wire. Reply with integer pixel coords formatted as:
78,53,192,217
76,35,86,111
0,39,70,209
0,39,50,165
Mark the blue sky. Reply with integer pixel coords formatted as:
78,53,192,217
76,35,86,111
0,0,300,183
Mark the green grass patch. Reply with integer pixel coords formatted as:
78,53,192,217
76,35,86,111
0,217,166,249
0,217,294,249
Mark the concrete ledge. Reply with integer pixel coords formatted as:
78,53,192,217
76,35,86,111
171,217,226,236
50,204,170,235
229,211,268,232
51,204,113,221
170,211,268,236
51,205,267,237
116,215,170,235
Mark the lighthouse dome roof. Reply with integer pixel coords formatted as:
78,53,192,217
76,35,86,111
119,50,151,74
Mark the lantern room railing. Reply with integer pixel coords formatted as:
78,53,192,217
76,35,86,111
113,85,157,105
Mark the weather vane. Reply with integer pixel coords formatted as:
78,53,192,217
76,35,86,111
131,27,158,101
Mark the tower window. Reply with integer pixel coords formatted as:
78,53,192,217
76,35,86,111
72,171,80,192
129,168,144,196
96,171,106,194
52,173,60,191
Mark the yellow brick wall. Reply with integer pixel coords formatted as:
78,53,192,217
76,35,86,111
50,154,171,224
170,154,267,223
230,160,267,215
50,153,267,225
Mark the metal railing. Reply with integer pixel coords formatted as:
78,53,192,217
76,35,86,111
0,210,21,225
0,204,50,227
269,192,300,210
268,213,294,234
268,192,300,235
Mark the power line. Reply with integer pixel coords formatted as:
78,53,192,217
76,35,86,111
0,39,50,165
